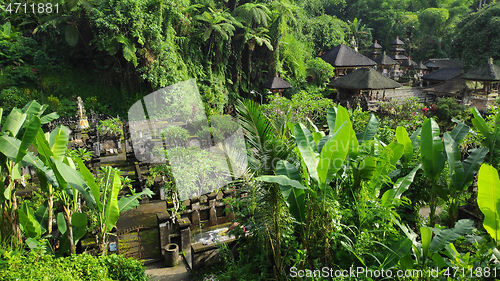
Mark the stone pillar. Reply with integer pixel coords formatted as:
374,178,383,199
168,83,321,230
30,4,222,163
208,199,217,227
157,212,171,256
191,201,200,230
179,218,191,253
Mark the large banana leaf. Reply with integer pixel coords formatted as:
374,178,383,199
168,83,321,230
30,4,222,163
0,135,22,160
18,203,42,239
255,175,308,191
276,160,301,181
15,116,41,163
387,141,404,166
40,112,59,124
276,160,307,222
449,120,470,144
381,164,421,207
317,134,331,153
396,127,413,161
429,219,473,253
34,201,49,233
22,100,43,116
443,133,465,189
471,107,493,147
462,148,488,189
380,237,412,269
353,156,377,181
75,157,102,211
420,118,445,181
410,127,421,150
333,106,358,156
478,164,500,244
327,107,337,133
50,125,69,162
53,160,96,209
356,113,378,143
294,124,319,182
71,212,88,245
104,172,121,232
1,109,26,137
34,128,53,165
118,188,154,213
421,226,432,264
317,122,350,187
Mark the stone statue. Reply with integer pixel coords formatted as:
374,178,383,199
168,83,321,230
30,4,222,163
76,97,89,129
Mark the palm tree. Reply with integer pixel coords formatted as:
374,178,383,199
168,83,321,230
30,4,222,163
196,7,243,62
233,3,272,29
344,18,372,52
236,99,295,279
269,0,298,74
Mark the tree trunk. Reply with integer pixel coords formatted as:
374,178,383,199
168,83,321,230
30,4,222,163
47,188,54,234
64,207,75,254
11,192,21,244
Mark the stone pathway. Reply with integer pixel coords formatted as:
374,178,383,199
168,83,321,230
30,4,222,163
145,258,193,281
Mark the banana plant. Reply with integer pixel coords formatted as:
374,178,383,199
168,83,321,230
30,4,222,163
471,107,500,168
420,118,445,226
443,122,488,225
0,101,55,244
395,218,474,269
75,160,153,255
478,164,500,245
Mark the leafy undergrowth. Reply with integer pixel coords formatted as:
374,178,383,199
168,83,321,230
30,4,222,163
0,250,149,281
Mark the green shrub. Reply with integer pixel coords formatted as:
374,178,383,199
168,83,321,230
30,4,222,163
97,118,123,137
263,91,334,128
161,125,190,146
210,115,240,141
0,250,147,281
0,86,31,113
431,97,471,130
306,57,335,86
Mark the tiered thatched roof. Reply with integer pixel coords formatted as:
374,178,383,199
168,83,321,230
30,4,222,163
320,44,377,67
329,68,402,90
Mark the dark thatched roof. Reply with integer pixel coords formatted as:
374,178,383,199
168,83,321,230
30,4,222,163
389,54,408,61
423,75,466,95
369,51,381,56
416,61,428,70
329,68,402,90
372,52,397,66
262,77,292,90
463,59,500,81
369,41,382,49
320,44,377,67
422,67,463,81
401,59,417,68
390,37,404,45
389,47,405,52
424,58,462,69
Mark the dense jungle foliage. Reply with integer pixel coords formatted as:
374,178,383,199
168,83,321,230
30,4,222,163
1,0,499,119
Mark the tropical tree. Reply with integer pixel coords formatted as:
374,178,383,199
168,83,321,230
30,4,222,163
196,7,243,63
343,18,372,52
0,101,58,246
269,0,298,74
236,99,295,279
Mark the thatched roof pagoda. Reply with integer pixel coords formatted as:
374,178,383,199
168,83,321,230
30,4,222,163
320,44,376,76
372,51,397,66
262,76,292,93
329,68,402,90
463,58,500,82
